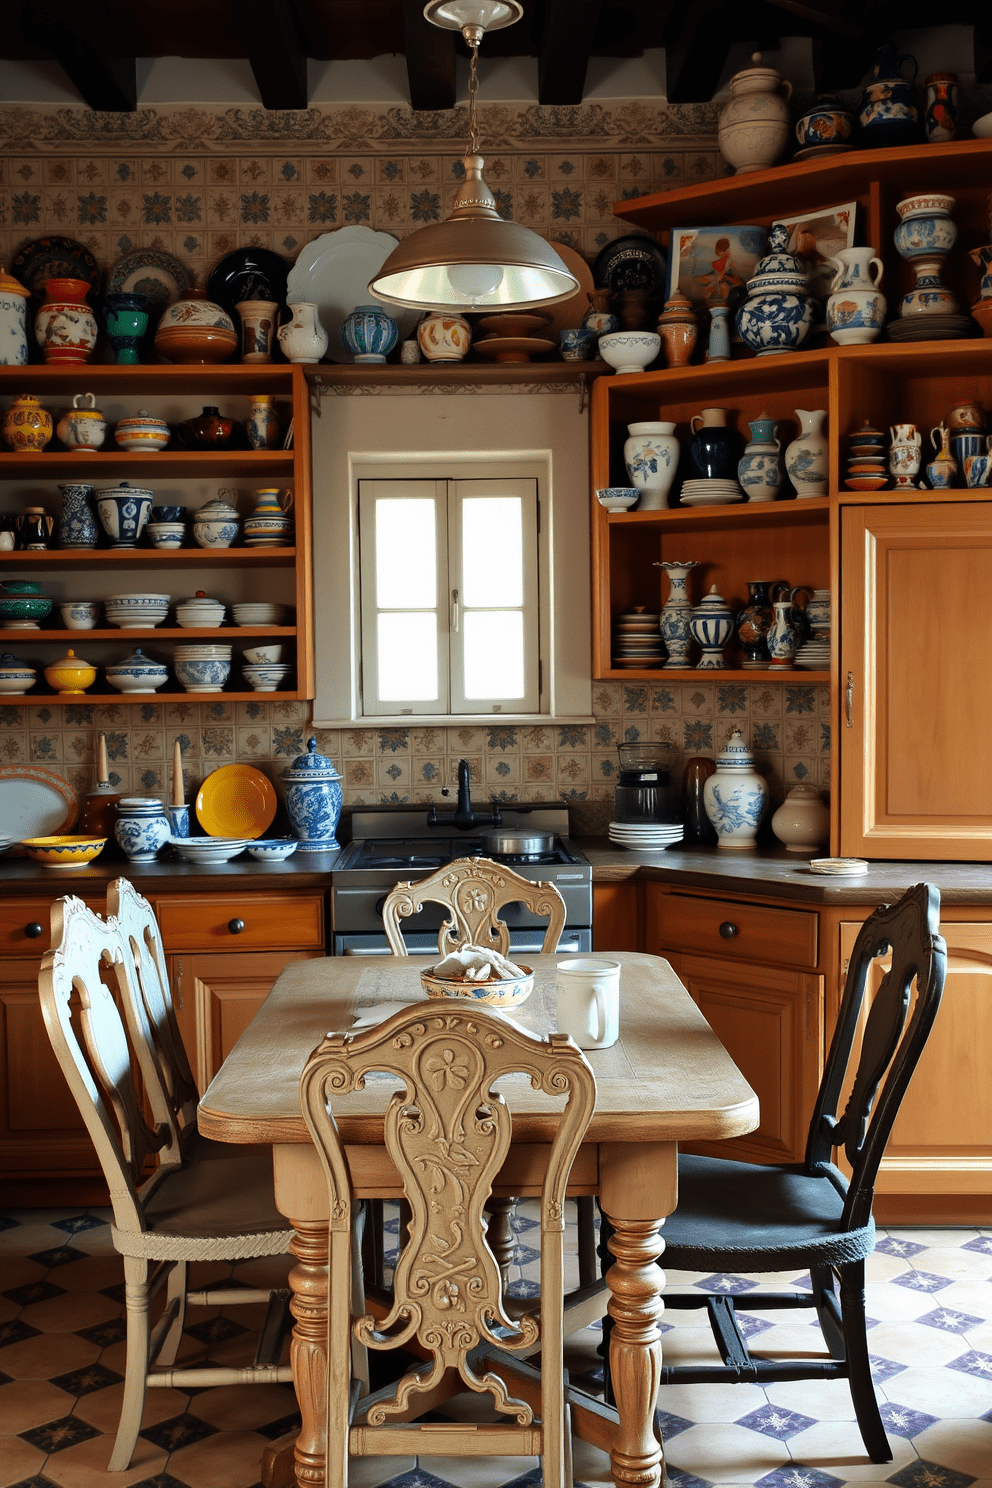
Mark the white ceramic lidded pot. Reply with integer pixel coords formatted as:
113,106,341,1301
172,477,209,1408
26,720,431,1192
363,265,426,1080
703,728,769,849
193,490,241,549
771,784,830,852
623,422,679,510
0,267,30,366
718,52,793,174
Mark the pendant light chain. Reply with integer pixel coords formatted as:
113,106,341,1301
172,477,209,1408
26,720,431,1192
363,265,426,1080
466,35,481,156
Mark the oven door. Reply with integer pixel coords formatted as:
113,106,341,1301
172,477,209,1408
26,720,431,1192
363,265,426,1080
333,927,592,956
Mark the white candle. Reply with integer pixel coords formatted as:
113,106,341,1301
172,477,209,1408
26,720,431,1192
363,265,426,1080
172,738,184,806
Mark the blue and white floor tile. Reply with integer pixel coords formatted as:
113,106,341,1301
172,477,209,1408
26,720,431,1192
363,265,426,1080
0,1204,989,1487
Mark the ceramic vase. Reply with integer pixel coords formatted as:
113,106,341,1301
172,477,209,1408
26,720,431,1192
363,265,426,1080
95,482,153,547
165,803,190,839
236,298,280,363
0,267,30,365
737,413,782,503
767,591,804,669
56,391,106,453
103,292,148,364
718,52,792,174
35,278,98,365
689,587,733,669
794,96,854,152
736,580,776,667
771,784,830,852
688,407,737,479
825,248,886,345
115,798,170,863
243,488,294,546
15,508,55,550
705,304,731,363
703,729,768,849
858,42,920,148
155,288,238,364
623,422,679,510
889,422,922,489
926,425,957,489
656,560,699,669
282,737,343,852
785,409,828,497
57,483,99,549
246,393,280,450
417,312,471,363
925,73,960,143
183,405,235,447
342,303,399,364
656,291,697,366
894,194,959,317
736,223,814,356
3,393,53,453
278,302,328,364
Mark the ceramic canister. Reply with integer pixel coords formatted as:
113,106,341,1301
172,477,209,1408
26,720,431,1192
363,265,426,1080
771,784,830,852
115,797,170,863
236,299,280,364
623,422,679,510
282,737,343,852
193,491,241,549
57,483,99,549
0,267,30,366
703,728,769,849
56,392,106,452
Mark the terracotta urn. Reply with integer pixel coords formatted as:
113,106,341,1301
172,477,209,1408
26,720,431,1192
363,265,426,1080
154,288,237,364
656,291,698,367
34,278,98,365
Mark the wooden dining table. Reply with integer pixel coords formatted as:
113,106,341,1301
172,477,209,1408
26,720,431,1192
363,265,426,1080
198,951,759,1488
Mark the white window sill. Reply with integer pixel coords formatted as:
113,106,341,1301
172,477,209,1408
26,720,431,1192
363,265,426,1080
312,714,597,728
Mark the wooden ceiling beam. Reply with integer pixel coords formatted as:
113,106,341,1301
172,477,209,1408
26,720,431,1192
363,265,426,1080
242,0,309,110
537,0,604,105
663,0,736,103
27,0,137,111
403,0,457,111
976,16,992,84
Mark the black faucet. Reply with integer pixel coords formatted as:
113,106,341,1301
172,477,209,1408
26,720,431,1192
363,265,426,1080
427,758,502,831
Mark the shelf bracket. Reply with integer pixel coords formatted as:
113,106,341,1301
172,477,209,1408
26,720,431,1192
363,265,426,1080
309,375,330,419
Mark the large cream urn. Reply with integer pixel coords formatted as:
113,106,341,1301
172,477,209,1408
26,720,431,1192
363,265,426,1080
718,53,793,174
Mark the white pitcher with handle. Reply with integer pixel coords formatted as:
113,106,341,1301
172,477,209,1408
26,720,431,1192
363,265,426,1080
826,247,886,345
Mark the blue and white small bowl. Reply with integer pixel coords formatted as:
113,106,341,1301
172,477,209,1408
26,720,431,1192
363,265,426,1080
174,656,231,692
596,487,640,511
60,600,101,630
146,522,186,550
0,654,37,694
246,837,299,862
242,662,290,692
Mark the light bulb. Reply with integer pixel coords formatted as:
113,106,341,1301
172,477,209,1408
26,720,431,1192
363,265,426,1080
445,262,505,301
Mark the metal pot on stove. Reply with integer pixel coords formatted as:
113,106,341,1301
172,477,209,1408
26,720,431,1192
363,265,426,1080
614,741,678,823
480,826,558,858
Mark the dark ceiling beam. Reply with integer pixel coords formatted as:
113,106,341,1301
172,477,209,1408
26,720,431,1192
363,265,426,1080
810,31,877,91
976,15,992,84
403,0,456,111
537,0,602,104
663,0,737,103
241,0,308,110
26,0,136,111
762,0,862,34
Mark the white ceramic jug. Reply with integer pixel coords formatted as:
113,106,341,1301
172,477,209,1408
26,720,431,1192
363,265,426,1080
278,302,328,364
555,956,620,1049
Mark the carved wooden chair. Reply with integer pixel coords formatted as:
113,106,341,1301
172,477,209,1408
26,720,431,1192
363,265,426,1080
381,854,566,957
39,894,294,1472
301,1000,597,1488
600,881,947,1464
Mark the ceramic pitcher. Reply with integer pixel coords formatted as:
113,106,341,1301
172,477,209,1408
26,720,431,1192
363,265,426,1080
826,248,886,346
278,302,328,364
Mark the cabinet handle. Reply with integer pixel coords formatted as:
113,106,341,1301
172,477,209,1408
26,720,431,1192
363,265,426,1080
845,671,854,728
228,918,245,935
25,922,43,939
718,921,739,939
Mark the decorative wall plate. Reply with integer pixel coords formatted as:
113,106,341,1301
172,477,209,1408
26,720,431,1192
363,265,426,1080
0,765,78,840
11,236,101,301
207,247,291,316
285,226,419,363
196,763,277,839
107,247,193,312
593,234,668,297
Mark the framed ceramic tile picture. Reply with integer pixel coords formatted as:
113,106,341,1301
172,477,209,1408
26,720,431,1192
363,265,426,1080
772,200,857,302
665,225,767,314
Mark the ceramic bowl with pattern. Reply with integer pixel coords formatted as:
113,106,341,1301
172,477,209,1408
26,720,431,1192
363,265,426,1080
60,600,101,629
241,663,290,692
0,654,37,694
21,834,107,867
245,837,299,861
104,593,170,628
597,331,662,376
151,505,186,523
242,644,283,664
174,656,231,692
146,522,186,550
105,648,169,693
596,487,640,511
0,594,53,628
420,964,535,1009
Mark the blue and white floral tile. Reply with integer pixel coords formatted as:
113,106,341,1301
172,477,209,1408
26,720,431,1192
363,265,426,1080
236,724,272,758
784,755,816,784
485,753,522,787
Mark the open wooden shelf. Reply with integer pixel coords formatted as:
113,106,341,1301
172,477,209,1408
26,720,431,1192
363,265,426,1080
2,548,296,568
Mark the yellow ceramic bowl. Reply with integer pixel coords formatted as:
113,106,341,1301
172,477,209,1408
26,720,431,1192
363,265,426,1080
420,964,534,1009
21,835,107,867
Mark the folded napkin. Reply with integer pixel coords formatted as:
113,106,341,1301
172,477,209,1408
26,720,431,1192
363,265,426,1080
433,945,527,981
352,1000,422,1028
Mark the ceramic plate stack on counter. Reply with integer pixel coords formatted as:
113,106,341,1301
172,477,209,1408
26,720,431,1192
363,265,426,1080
809,857,869,876
608,820,684,850
171,836,249,864
612,610,663,668
679,479,744,506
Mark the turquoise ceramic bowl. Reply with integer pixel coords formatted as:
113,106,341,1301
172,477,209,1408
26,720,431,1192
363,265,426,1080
0,595,52,625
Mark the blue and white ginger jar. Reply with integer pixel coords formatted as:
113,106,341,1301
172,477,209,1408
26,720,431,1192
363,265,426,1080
703,728,768,850
341,304,399,364
0,268,30,366
736,223,814,356
115,797,170,862
283,737,343,852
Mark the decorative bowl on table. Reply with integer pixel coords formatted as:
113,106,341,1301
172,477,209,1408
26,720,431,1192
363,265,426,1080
420,963,535,1009
596,487,640,511
245,837,299,861
21,834,106,867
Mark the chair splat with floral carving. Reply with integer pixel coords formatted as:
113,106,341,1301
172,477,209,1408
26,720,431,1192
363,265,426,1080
381,855,566,957
301,1001,596,1488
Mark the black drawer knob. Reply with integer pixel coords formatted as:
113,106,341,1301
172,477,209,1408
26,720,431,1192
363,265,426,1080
228,918,246,935
25,922,44,939
718,921,739,940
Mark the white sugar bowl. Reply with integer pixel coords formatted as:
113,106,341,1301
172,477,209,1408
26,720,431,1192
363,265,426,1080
175,591,226,628
105,647,169,693
192,490,241,549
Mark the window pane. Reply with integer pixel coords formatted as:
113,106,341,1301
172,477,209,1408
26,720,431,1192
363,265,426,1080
376,613,438,700
463,611,524,699
375,499,436,608
461,498,523,607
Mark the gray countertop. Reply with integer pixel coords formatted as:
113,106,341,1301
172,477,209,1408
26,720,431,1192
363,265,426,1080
0,851,341,894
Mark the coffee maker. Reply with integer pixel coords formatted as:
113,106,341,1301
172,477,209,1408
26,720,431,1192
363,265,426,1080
614,741,679,823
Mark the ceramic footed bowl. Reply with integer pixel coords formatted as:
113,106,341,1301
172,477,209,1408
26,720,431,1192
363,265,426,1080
597,331,661,375
174,657,231,692
420,964,534,1009
596,487,640,511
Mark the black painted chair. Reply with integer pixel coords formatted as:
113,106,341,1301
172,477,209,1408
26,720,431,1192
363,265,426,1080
601,881,946,1463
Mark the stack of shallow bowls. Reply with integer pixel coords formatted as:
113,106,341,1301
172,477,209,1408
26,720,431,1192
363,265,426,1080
844,423,888,490
608,820,684,850
242,662,291,692
0,654,37,694
795,588,831,670
104,593,170,628
173,643,232,693
231,602,289,627
172,836,248,864
146,522,185,550
175,593,226,628
612,609,662,667
679,478,743,506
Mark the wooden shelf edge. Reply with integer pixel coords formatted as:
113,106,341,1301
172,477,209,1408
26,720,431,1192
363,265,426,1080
306,360,608,389
1,548,297,563
604,498,830,525
0,627,298,643
6,690,311,705
599,669,830,682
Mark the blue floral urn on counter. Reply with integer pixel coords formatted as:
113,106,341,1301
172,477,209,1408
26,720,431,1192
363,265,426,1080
283,737,343,852
115,797,170,863
703,728,768,850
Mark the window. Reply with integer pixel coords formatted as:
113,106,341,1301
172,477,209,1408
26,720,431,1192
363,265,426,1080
359,477,539,716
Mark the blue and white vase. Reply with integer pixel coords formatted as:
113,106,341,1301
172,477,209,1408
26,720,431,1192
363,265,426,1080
894,194,959,319
689,587,733,669
737,414,782,503
283,737,343,853
623,421,679,510
825,248,886,346
0,268,30,365
736,222,814,356
703,729,768,850
57,483,99,549
165,803,189,839
784,409,828,497
655,560,699,669
115,797,170,863
342,304,399,364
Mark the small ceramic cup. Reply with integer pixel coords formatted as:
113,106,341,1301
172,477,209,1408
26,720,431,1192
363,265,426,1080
964,452,992,488
559,327,597,361
400,339,422,364
60,600,101,630
555,956,621,1049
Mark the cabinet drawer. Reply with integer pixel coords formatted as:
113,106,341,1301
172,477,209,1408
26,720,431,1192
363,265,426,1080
0,898,101,954
153,894,325,952
659,893,818,968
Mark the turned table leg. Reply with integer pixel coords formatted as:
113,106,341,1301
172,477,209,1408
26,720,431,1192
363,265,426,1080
273,1146,332,1488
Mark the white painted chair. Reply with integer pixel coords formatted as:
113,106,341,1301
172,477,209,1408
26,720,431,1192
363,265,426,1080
39,893,294,1472
301,1000,597,1488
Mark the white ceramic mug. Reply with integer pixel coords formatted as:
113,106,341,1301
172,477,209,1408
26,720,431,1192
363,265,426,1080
556,956,621,1050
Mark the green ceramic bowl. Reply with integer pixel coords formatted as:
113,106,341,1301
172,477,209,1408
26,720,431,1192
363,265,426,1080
0,595,53,626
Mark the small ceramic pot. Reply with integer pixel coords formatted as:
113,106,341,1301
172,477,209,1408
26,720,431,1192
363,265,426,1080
341,303,399,364
192,491,240,549
278,302,328,364
245,394,280,450
165,803,189,839
105,648,169,693
44,647,97,695
146,522,186,550
175,592,226,627
0,581,51,627
282,737,343,852
96,483,154,547
115,798,170,863
656,291,698,367
2,393,53,453
114,409,170,453
56,392,106,453
155,289,237,364
794,96,854,150
236,298,280,364
558,327,597,361
60,600,101,630
35,278,98,364
151,505,186,523
417,312,471,363
183,406,235,447
964,450,992,489
689,587,734,669
771,784,830,852
0,654,37,694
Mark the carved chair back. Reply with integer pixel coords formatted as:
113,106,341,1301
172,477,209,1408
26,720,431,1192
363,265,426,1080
108,877,199,1148
301,1001,596,1488
381,855,566,957
807,881,946,1232
38,896,171,1237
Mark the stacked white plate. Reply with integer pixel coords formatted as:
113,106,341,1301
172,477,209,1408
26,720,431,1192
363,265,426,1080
608,821,684,850
171,836,248,864
795,639,831,669
612,611,663,667
809,857,869,876
104,593,170,628
679,479,744,506
231,602,289,627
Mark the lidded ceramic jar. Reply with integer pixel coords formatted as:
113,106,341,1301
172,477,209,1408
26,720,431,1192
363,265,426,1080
2,393,53,453
44,647,98,695
105,648,169,693
114,409,170,453
703,728,769,849
193,490,241,549
736,224,814,356
689,587,733,669
154,288,237,365
0,267,31,366
115,797,170,863
771,784,830,852
56,392,107,453
282,737,343,853
718,52,793,174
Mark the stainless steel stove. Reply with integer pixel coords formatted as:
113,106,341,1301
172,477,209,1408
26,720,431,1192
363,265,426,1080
331,806,592,955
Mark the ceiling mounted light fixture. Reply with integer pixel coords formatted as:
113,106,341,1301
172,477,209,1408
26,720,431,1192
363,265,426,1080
368,0,580,312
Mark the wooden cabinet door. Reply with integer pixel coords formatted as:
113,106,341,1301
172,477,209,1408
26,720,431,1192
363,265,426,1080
840,501,992,859
593,882,642,951
839,919,992,1224
170,949,323,1093
664,950,822,1165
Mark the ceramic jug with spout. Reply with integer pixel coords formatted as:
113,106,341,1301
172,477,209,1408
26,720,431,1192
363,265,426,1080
243,488,294,546
278,302,328,364
859,42,920,148
826,248,886,345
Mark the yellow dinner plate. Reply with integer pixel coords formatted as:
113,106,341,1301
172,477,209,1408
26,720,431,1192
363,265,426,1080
196,764,277,839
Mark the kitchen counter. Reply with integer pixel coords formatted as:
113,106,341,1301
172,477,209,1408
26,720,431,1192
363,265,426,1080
0,851,341,893
577,839,992,906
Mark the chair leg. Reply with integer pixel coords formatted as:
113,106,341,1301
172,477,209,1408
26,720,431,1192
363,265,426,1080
157,1259,188,1367
810,1263,844,1360
596,1207,615,1404
484,1197,517,1290
108,1254,152,1472
838,1259,891,1464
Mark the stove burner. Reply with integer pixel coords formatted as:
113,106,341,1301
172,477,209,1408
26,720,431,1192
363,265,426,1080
369,854,446,870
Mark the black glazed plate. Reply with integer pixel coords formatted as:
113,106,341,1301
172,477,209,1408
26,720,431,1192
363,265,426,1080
592,234,668,297
207,247,291,316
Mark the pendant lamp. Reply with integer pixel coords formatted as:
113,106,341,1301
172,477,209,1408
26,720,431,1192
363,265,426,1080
368,1,580,312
